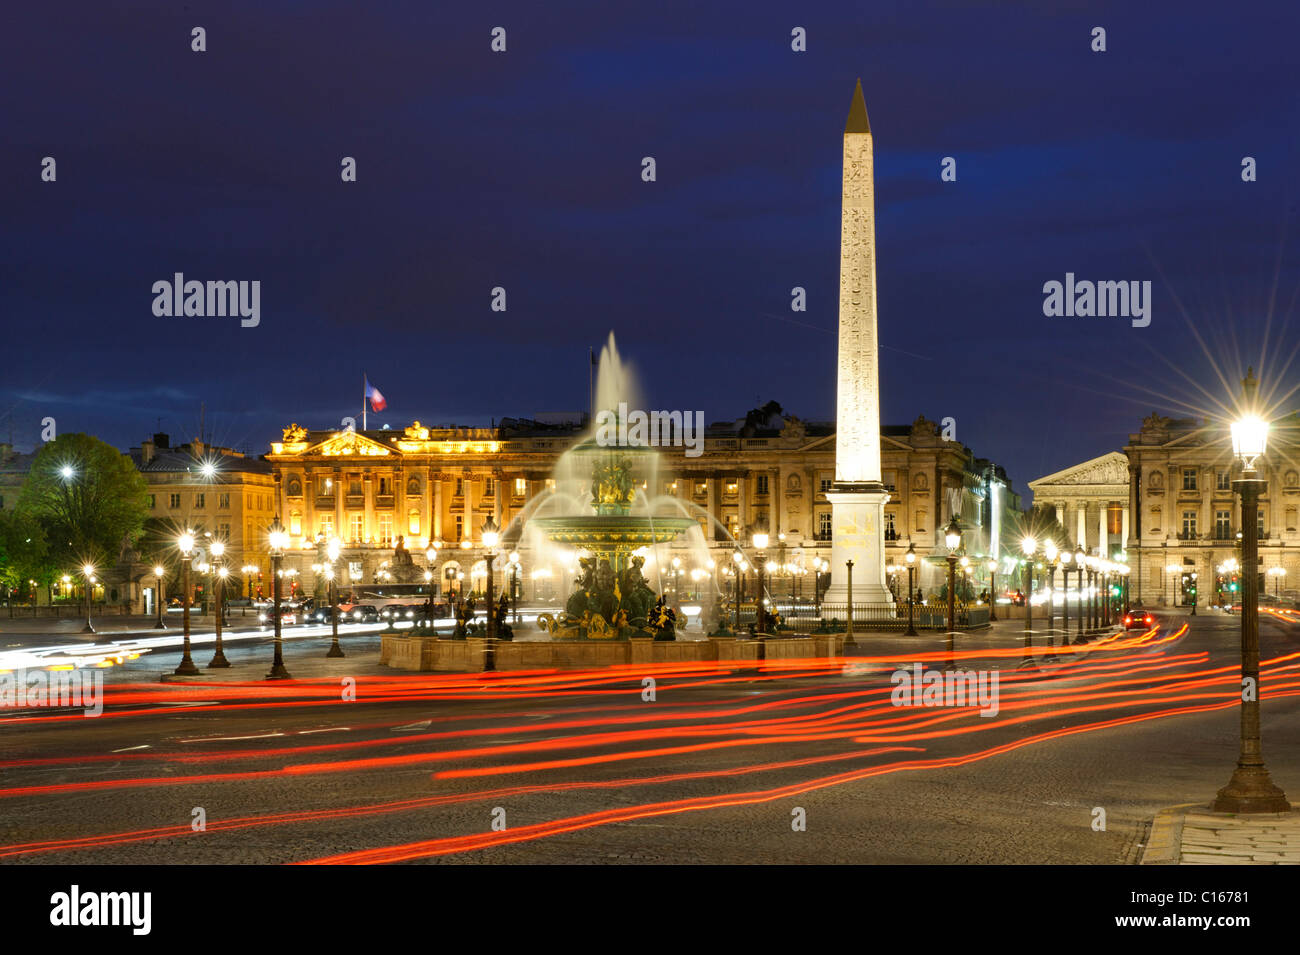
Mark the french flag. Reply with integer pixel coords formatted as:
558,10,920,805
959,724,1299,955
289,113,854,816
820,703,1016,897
364,376,387,412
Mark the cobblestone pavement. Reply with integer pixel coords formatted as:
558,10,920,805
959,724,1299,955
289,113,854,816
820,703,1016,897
1,607,1296,864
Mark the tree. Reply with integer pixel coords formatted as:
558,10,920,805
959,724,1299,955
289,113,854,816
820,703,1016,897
0,508,50,600
16,433,149,571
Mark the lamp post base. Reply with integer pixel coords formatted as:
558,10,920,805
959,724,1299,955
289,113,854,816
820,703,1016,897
81,624,95,634
174,658,200,676
266,664,292,680
208,652,230,668
326,642,345,658
1213,766,1291,814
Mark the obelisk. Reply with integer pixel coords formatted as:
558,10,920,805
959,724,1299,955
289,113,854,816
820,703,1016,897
823,79,893,608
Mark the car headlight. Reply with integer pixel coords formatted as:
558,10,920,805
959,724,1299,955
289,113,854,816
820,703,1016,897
258,613,267,622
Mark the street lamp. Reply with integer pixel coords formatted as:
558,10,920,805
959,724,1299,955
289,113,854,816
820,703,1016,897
482,517,501,670
507,551,521,624
1165,562,1180,609
326,536,344,658
81,563,96,634
1043,539,1058,657
944,517,961,663
752,532,769,633
1268,566,1286,599
242,564,259,611
208,541,230,668
1074,543,1086,641
1214,375,1289,813
1059,547,1073,645
986,557,998,622
153,564,167,630
1020,536,1037,669
175,532,199,675
904,542,918,635
267,516,291,680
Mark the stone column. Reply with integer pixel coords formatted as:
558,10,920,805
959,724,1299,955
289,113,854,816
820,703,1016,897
421,468,432,544
806,468,817,540
707,476,721,541
1121,505,1130,552
738,472,748,538
432,473,443,540
333,467,344,543
769,469,779,535
303,469,316,538
1076,503,1087,551
1098,501,1108,557
463,472,475,541
363,474,374,544
492,471,503,529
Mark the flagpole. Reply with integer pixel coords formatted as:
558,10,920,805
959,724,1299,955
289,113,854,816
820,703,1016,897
362,374,367,432
588,347,593,424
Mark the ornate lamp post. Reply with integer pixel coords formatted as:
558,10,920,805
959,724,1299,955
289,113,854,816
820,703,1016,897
904,542,918,635
1074,543,1086,641
844,558,855,644
813,557,826,617
1059,548,1073,645
986,557,998,622
944,517,961,664
1214,379,1289,813
208,541,230,668
1020,536,1038,670
153,564,167,629
1043,539,1058,658
326,536,344,657
175,532,200,675
508,551,521,624
80,563,96,634
732,551,745,629
1268,566,1285,599
267,517,291,680
482,517,501,671
752,532,770,633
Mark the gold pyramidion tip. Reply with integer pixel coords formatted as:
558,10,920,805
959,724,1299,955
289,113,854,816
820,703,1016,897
845,78,870,134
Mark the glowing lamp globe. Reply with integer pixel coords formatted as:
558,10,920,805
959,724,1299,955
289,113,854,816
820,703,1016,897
1230,415,1268,469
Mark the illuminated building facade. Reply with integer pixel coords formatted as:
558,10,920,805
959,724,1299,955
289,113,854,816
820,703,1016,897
266,414,1021,601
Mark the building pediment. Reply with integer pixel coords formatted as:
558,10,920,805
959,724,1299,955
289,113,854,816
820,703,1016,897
290,431,394,457
1029,451,1129,494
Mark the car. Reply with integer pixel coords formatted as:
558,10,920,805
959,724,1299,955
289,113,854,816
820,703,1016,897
1122,609,1155,631
348,604,379,623
258,607,298,630
306,606,338,624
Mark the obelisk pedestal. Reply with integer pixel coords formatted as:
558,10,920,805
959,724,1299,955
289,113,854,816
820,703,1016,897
823,79,894,609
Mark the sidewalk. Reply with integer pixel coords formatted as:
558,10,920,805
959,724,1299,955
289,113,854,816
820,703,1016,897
838,616,1118,662
1142,805,1300,864
158,648,392,684
0,612,264,636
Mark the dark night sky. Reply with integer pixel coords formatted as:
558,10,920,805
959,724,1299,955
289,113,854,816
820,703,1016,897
3,0,1298,499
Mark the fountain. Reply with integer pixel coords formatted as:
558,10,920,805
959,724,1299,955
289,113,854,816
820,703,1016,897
531,439,697,639
379,331,846,670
